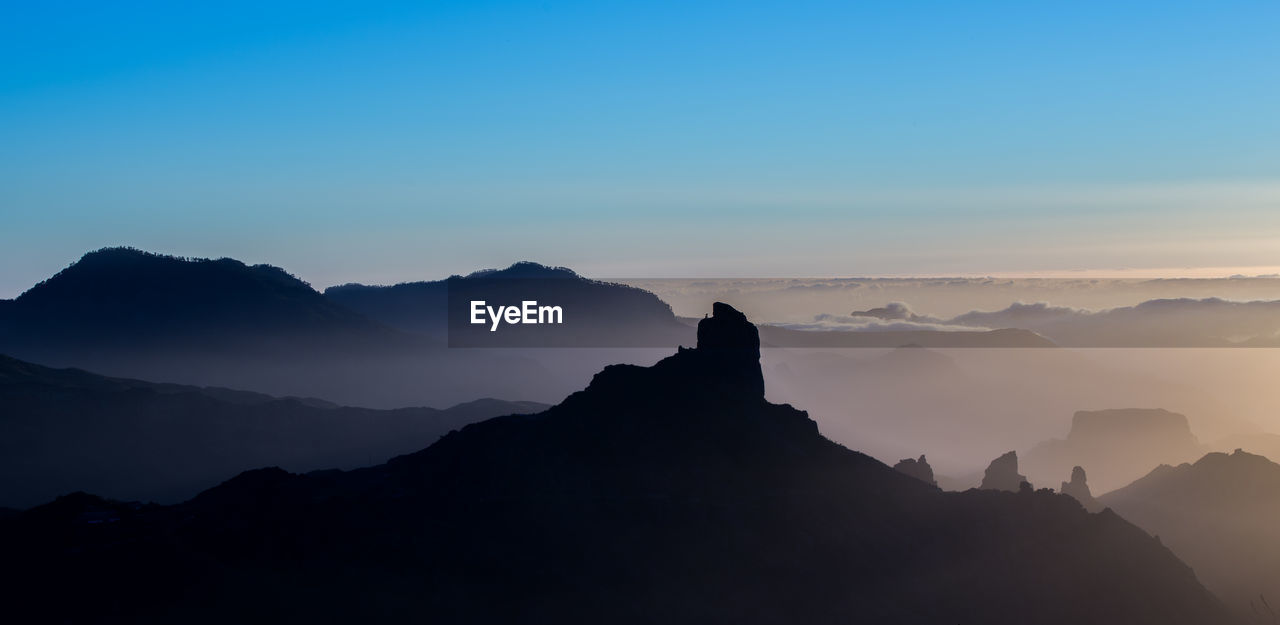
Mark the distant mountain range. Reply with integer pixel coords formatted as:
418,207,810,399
0,248,1065,407
0,304,1232,624
1102,449,1280,617
829,298,1280,347
0,353,545,508
0,246,406,356
949,298,1280,347
0,249,650,406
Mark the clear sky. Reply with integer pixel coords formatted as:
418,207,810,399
2,1,1278,296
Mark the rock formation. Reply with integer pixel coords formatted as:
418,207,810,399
981,450,1030,492
1059,466,1103,512
894,454,938,487
1022,408,1206,494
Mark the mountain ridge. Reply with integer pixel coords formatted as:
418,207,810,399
0,303,1233,624
1101,449,1280,617
0,352,546,508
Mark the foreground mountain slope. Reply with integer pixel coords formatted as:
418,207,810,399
0,354,545,508
1101,449,1280,616
1,304,1231,624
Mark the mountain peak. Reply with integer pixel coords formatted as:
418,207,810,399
697,302,759,351
692,302,764,397
0,247,394,362
462,261,579,280
18,247,316,305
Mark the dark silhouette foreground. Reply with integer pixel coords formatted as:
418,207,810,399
1,304,1231,624
0,353,544,508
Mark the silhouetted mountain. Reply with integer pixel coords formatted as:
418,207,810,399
327,261,694,346
1060,466,1103,512
1101,449,1280,617
980,451,1030,491
1210,431,1280,466
0,249,613,407
0,353,545,508
893,454,937,486
0,247,404,356
1023,408,1206,494
1,304,1231,624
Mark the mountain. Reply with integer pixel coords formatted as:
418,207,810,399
1101,449,1280,617
327,261,694,347
0,247,404,357
0,353,546,508
1022,408,1206,494
1210,431,1280,465
805,297,1280,347
0,249,597,407
0,304,1232,624
947,298,1280,347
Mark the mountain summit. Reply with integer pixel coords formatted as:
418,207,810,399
0,247,400,358
2,303,1230,624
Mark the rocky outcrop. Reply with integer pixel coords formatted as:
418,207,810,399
693,301,765,397
1059,466,1103,512
981,451,1030,492
894,454,938,487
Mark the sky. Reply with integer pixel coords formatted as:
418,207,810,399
2,1,1278,296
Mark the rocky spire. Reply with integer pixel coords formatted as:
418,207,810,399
693,302,764,397
1060,466,1103,512
894,454,938,487
980,451,1031,492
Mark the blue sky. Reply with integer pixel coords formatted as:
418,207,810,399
2,1,1278,295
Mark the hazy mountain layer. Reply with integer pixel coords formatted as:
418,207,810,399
1,304,1231,624
0,354,545,508
0,249,621,406
1022,408,1207,494
1101,450,1280,617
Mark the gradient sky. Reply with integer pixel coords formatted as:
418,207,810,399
2,1,1278,296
